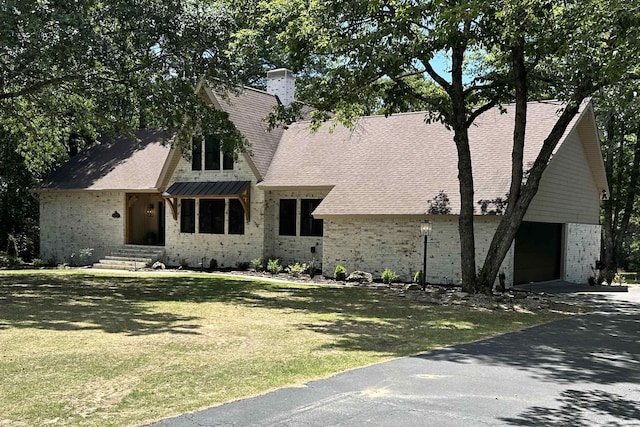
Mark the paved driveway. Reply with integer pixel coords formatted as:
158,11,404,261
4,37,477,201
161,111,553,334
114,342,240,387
150,284,640,426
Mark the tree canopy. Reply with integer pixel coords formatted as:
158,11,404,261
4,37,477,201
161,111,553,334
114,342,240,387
0,0,250,259
250,0,640,291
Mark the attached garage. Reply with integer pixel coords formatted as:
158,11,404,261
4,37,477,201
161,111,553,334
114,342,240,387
513,221,563,285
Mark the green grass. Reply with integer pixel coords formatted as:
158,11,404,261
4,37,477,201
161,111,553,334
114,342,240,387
0,269,569,426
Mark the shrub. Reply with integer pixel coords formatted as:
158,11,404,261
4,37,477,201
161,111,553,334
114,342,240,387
307,260,316,278
286,262,308,277
381,268,399,284
251,258,264,271
70,248,94,267
209,258,218,270
334,264,347,280
414,270,424,284
236,261,250,270
267,258,283,274
45,257,58,267
0,253,22,267
32,258,44,268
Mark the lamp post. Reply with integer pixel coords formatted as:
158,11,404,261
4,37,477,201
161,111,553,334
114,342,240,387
420,219,432,290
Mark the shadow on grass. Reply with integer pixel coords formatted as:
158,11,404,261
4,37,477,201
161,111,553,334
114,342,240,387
0,271,562,354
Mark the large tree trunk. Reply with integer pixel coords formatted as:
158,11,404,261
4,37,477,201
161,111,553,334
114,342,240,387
477,39,527,293
477,101,582,292
450,42,477,293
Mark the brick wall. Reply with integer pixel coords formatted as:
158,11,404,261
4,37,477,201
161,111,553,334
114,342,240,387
262,189,330,267
39,191,125,263
563,223,601,284
322,215,514,286
162,153,265,268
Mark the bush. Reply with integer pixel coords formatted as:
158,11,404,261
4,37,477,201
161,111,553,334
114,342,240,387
251,258,264,271
45,257,58,267
236,261,250,270
267,258,283,274
334,264,347,280
0,252,22,267
307,260,317,278
69,248,93,267
413,270,424,284
286,262,308,277
32,258,43,267
381,268,399,284
209,258,218,270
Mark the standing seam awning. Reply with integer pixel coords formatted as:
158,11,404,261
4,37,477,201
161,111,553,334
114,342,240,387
162,181,251,222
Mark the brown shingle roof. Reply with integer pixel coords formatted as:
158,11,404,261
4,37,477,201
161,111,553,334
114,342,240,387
212,87,283,178
260,101,584,216
39,129,172,191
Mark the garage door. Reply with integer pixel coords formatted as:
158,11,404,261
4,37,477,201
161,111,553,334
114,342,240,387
513,222,563,285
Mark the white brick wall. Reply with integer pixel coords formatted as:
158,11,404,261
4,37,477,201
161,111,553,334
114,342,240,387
563,223,601,284
262,189,330,266
322,215,514,286
163,153,265,268
39,191,125,263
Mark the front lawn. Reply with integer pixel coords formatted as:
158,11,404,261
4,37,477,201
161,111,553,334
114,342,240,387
0,270,568,426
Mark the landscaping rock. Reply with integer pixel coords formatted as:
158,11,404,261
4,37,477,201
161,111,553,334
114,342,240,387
346,271,373,283
405,283,421,291
152,261,166,270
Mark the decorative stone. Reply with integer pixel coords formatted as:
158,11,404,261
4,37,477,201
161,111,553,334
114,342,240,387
152,261,166,270
346,271,373,283
405,283,421,291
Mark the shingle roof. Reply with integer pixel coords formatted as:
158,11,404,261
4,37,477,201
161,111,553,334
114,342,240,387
212,87,283,178
260,101,585,216
39,129,173,191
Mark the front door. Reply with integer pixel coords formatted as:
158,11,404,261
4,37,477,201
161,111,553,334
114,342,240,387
126,193,165,245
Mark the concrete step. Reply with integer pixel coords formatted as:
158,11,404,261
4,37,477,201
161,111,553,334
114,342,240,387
104,255,154,263
92,245,165,270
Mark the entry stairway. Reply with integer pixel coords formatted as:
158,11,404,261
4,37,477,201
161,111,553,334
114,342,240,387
93,245,165,270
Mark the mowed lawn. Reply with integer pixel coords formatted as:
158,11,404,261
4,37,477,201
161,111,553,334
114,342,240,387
0,270,568,426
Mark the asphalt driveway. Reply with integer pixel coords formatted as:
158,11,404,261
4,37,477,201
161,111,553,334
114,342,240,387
150,283,640,426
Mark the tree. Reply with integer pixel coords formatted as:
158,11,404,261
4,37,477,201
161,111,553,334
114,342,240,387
596,83,640,281
0,0,249,258
254,0,640,292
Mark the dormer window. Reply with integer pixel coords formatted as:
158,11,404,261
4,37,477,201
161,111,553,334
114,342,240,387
191,135,234,171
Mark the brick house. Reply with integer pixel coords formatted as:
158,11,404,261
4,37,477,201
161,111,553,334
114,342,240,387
37,70,608,287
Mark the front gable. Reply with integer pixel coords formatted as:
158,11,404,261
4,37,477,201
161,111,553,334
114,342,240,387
524,102,607,225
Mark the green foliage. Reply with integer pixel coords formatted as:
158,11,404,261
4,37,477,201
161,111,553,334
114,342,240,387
236,261,250,270
286,262,308,277
334,264,347,281
0,253,23,267
428,191,452,215
307,259,317,278
251,258,264,272
45,257,58,267
209,258,218,270
69,248,93,267
414,270,424,285
0,0,257,256
267,259,283,274
32,258,44,268
252,0,640,293
381,269,399,284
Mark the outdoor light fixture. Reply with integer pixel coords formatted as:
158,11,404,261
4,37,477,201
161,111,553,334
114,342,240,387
420,219,432,290
146,204,155,217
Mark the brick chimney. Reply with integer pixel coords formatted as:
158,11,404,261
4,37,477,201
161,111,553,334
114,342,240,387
266,68,295,107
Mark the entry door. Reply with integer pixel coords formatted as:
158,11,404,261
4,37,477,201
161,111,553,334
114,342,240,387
513,222,563,285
